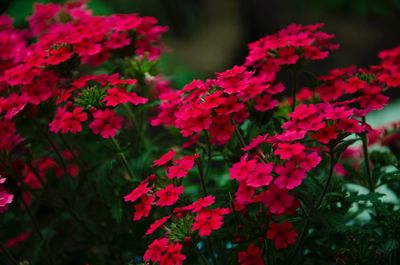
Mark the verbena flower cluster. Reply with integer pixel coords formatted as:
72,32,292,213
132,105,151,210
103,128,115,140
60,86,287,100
1,2,400,265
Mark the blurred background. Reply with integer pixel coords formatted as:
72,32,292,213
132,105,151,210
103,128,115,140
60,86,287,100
1,0,400,123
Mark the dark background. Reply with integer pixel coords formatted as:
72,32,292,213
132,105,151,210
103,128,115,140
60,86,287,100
1,0,400,88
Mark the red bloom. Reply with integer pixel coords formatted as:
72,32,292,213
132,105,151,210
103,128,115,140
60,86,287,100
230,157,257,182
274,162,306,190
166,155,198,179
144,238,168,263
153,149,176,167
174,195,215,213
274,143,305,160
145,215,171,236
156,184,184,207
103,87,147,107
246,162,274,188
133,195,155,221
50,107,88,134
160,243,186,265
266,221,298,249
261,185,295,215
192,208,230,236
89,109,123,138
124,178,152,203
237,244,264,265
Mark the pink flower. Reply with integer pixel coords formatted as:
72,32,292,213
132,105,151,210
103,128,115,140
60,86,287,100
274,143,305,160
156,184,184,207
160,243,186,265
0,189,13,208
153,149,176,167
166,154,198,179
50,107,88,134
230,157,257,182
133,195,155,221
144,238,168,263
261,185,295,215
89,109,123,138
274,162,306,190
145,215,171,236
246,162,274,188
124,178,151,203
192,208,230,236
103,87,147,107
238,244,264,265
266,221,298,249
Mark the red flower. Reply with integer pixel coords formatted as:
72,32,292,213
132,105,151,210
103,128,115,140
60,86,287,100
103,87,147,107
246,162,274,188
237,244,264,265
133,195,155,221
145,215,171,236
261,185,295,215
144,238,168,263
274,162,306,190
274,143,305,160
124,178,151,203
50,107,88,134
166,155,198,179
230,157,257,182
174,195,215,213
153,149,176,167
192,208,230,236
156,184,184,207
266,221,298,249
160,243,186,265
46,46,74,65
89,109,123,138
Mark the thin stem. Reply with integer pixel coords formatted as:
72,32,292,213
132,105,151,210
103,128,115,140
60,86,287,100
204,131,212,178
109,137,135,179
315,149,335,209
32,119,68,173
287,149,335,265
196,160,208,197
286,218,310,265
291,69,299,112
231,118,246,148
361,116,374,192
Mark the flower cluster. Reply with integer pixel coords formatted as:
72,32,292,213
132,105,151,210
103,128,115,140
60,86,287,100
126,23,400,265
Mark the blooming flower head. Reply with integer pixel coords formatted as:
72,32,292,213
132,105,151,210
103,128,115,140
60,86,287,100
89,109,123,138
192,208,230,236
153,149,176,167
266,221,298,249
261,184,295,215
237,244,264,265
156,184,184,207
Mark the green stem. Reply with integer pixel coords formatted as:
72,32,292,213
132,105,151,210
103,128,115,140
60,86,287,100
109,137,135,179
32,119,68,173
315,149,335,209
287,149,335,265
286,218,311,265
231,118,246,148
204,131,212,178
196,160,208,197
361,116,374,192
